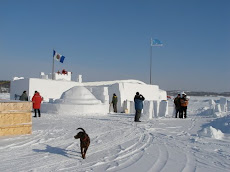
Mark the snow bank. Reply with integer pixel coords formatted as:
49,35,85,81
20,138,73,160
198,114,230,140
198,126,224,140
205,115,230,134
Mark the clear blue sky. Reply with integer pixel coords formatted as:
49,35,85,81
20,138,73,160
0,0,229,92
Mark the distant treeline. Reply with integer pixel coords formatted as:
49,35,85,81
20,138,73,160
167,90,230,97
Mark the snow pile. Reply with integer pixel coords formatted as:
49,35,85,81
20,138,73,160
198,114,230,140
198,126,224,140
204,115,230,134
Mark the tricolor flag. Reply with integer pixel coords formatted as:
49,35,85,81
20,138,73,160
151,38,163,46
53,50,65,63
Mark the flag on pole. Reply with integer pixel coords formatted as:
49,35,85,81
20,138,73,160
151,38,163,46
53,50,65,63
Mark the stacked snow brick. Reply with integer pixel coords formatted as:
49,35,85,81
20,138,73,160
87,86,109,104
124,100,168,120
209,97,228,113
220,97,227,112
208,97,229,117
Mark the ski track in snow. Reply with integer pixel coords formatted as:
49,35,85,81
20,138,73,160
1,97,230,172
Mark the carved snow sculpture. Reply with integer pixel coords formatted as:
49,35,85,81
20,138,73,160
41,86,109,115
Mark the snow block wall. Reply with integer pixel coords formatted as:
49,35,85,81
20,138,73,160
153,101,160,118
130,101,135,114
54,72,72,81
205,98,230,117
84,80,167,113
115,82,166,113
158,100,168,117
209,99,216,109
215,104,221,113
10,78,30,100
220,97,227,112
10,78,82,102
228,101,230,111
125,100,168,119
143,101,154,120
122,83,160,101
86,86,109,104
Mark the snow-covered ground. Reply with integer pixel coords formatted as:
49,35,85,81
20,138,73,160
0,93,230,172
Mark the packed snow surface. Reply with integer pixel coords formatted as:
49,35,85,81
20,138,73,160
0,94,230,172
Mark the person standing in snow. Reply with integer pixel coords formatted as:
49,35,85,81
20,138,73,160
134,92,145,122
180,93,189,118
32,91,43,117
19,91,28,101
111,93,118,113
174,94,181,118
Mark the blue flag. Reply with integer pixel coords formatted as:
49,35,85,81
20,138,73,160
53,50,65,63
151,39,163,46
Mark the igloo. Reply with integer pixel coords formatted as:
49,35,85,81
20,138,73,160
41,86,109,115
55,86,101,104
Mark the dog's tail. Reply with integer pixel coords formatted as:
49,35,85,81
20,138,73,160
77,128,86,133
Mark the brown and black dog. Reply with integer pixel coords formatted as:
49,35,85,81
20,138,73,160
74,128,90,159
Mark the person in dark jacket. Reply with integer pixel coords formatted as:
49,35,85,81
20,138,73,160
180,93,189,118
134,92,145,122
174,94,181,118
111,93,118,113
32,91,43,117
19,91,28,101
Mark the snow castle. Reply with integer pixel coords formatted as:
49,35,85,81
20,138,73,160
10,71,168,117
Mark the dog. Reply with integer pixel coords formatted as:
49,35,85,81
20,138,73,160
74,128,90,159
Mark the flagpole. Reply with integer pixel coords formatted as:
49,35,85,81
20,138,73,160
150,38,152,85
52,49,54,80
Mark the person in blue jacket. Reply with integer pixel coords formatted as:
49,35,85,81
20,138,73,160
134,92,145,122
